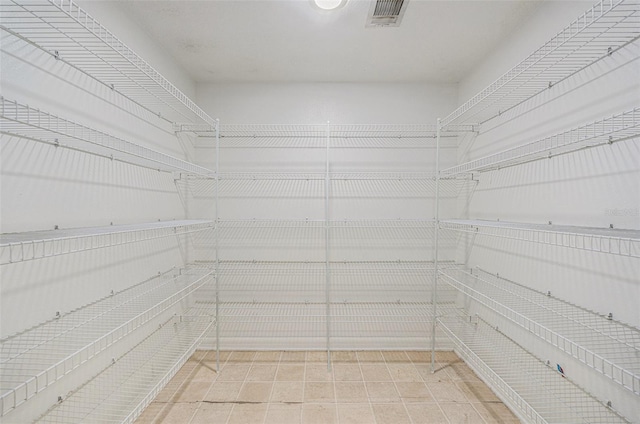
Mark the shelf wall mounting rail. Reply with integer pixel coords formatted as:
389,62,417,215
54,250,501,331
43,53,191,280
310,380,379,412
0,0,216,126
0,267,213,417
441,0,640,127
440,219,640,258
441,108,640,176
0,97,215,176
0,220,214,265
439,268,640,395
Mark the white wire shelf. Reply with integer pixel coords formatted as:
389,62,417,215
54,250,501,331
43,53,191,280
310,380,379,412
438,315,629,424
440,219,640,258
0,97,214,176
0,220,214,265
217,124,465,148
0,1,216,126
441,108,640,176
442,0,640,127
216,172,440,181
0,267,213,417
440,268,640,395
36,314,214,424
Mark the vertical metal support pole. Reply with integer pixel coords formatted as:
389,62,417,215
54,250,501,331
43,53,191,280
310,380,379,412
325,121,332,371
215,119,220,372
431,118,441,373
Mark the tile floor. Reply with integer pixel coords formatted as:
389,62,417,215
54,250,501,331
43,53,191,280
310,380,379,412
135,351,520,424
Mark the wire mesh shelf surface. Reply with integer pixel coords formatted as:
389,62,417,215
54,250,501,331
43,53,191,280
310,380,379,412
442,0,640,126
440,219,640,257
0,1,216,126
440,268,640,395
438,315,629,424
0,267,213,417
0,220,214,265
35,315,214,424
441,108,640,176
0,97,214,176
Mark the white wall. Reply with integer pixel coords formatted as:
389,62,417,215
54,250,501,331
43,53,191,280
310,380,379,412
455,1,640,421
1,2,204,421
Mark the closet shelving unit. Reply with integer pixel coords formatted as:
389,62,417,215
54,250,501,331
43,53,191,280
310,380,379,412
0,0,216,126
0,0,217,422
207,124,464,354
438,315,629,424
433,0,640,422
35,310,214,424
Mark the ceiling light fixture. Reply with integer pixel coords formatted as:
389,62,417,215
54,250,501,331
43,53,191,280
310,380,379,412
314,0,346,10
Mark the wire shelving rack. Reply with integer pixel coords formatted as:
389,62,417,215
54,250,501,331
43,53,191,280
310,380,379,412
442,108,640,176
0,0,216,126
440,268,640,395
441,0,640,127
0,97,214,176
35,313,214,424
440,219,640,258
0,267,213,417
0,220,214,265
438,315,629,424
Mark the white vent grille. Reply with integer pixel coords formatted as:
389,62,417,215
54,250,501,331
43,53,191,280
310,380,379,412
367,0,408,27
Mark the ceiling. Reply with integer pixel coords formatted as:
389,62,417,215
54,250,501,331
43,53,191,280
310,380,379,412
119,0,543,84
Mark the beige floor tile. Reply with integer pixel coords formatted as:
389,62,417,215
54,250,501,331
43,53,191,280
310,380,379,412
190,403,233,424
228,350,256,363
404,402,449,424
381,351,410,363
305,364,333,381
365,382,401,402
237,381,273,402
134,402,164,423
191,350,209,361
471,401,520,423
396,382,435,402
190,362,218,382
216,363,251,381
204,381,243,402
332,363,363,381
306,351,328,363
360,364,392,381
439,402,485,424
302,403,337,424
337,404,376,424
277,364,305,381
281,351,307,363
153,403,197,424
429,381,469,403
227,403,268,424
255,351,282,362
331,351,358,362
247,364,278,381
371,403,411,424
265,404,303,424
304,382,335,402
173,381,211,402
446,362,482,383
457,381,501,403
387,363,422,382
406,351,431,363
271,381,305,403
153,383,181,403
435,351,461,363
356,350,384,363
415,363,453,383
334,381,368,403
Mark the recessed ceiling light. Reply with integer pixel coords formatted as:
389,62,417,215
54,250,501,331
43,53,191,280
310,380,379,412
314,0,346,10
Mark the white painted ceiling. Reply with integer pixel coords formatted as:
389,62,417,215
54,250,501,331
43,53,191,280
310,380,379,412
120,0,542,83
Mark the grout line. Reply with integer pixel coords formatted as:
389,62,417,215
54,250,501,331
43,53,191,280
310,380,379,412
356,351,379,424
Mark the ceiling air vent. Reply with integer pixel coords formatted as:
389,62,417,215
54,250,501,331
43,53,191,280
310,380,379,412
367,0,408,27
